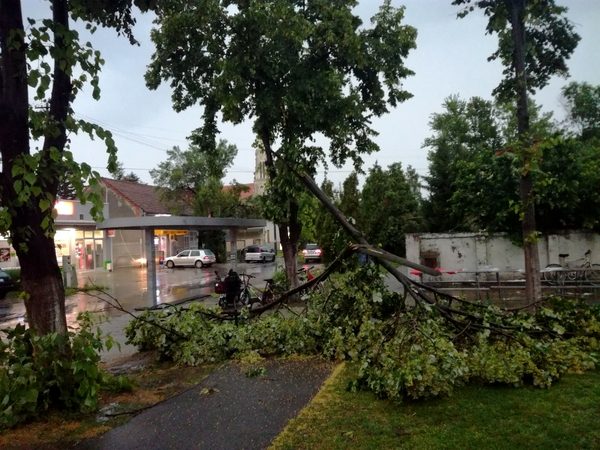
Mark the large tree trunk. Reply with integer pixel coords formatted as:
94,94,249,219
507,0,542,304
0,0,70,335
259,129,302,288
14,223,67,336
278,199,301,289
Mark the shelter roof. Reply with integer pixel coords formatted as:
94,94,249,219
96,215,266,230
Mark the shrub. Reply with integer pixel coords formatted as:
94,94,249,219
0,314,126,429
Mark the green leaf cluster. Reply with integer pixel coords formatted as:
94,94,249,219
125,267,600,403
424,93,600,234
0,314,128,429
125,304,320,365
453,0,580,102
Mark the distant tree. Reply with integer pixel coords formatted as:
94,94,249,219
454,0,580,304
145,0,417,286
561,82,600,140
310,173,363,264
423,96,502,231
110,161,141,183
151,137,237,214
298,193,320,246
339,172,361,226
360,163,422,256
424,93,600,234
535,138,600,231
404,165,423,206
151,137,253,259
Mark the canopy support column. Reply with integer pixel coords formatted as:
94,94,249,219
230,228,238,269
145,227,157,306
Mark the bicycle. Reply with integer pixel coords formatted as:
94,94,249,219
542,249,600,283
239,273,277,307
215,270,277,309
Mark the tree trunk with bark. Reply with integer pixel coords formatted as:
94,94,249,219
259,129,302,288
277,200,301,289
507,0,542,304
0,0,70,335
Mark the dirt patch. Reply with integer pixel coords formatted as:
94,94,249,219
0,351,216,449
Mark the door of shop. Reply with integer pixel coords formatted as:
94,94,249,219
75,230,104,270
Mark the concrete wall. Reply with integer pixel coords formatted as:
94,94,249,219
55,198,109,224
406,231,600,281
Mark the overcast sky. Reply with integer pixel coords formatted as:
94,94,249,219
25,0,600,188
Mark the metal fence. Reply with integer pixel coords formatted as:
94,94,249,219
419,268,600,307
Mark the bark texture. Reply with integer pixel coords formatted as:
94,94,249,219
0,0,69,335
507,0,542,304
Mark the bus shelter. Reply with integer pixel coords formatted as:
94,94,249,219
96,216,267,306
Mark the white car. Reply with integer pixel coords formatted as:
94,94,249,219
244,245,276,263
164,249,216,268
302,243,322,263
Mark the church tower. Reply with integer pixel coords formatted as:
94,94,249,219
254,144,268,196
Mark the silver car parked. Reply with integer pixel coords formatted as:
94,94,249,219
164,249,216,268
244,245,275,263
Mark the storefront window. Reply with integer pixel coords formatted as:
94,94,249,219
74,229,105,270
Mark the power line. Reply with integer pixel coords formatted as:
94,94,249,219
76,113,189,144
76,114,431,177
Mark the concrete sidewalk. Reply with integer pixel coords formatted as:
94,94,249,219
75,358,335,450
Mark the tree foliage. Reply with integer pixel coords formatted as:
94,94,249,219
562,81,600,141
423,96,503,231
150,137,239,215
453,0,579,102
0,314,129,429
360,163,423,256
312,180,347,264
145,0,417,285
453,0,580,303
424,93,600,233
339,172,361,226
109,161,141,182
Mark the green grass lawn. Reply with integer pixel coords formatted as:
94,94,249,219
271,364,600,450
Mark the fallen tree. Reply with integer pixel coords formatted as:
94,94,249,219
121,167,599,402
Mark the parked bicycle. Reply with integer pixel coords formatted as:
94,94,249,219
542,249,600,283
215,270,278,309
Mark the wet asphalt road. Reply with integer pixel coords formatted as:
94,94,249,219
0,259,286,329
0,259,323,363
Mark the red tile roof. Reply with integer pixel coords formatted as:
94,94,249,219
101,178,172,215
102,179,255,216
223,183,255,200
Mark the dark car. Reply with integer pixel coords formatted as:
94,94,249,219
0,269,16,299
302,243,322,263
